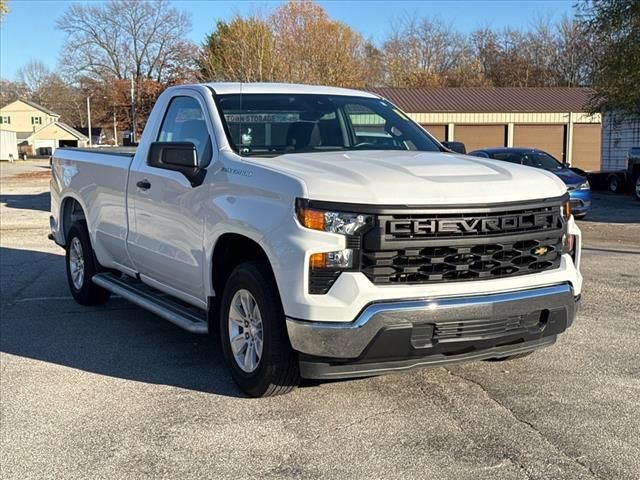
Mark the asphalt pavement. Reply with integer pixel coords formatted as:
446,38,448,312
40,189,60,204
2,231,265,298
1,160,639,479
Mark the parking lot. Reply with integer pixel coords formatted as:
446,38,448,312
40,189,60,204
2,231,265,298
1,160,639,480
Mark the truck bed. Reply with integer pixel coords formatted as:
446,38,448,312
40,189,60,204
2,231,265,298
57,146,137,157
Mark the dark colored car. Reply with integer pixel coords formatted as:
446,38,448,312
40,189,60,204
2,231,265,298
469,147,592,218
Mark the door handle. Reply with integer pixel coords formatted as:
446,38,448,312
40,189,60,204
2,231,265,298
136,179,151,190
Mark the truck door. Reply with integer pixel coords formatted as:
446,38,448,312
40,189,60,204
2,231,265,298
127,93,214,307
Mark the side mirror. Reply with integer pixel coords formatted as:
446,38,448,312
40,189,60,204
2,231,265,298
148,142,204,186
442,141,466,154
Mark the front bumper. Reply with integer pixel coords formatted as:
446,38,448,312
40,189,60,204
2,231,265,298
286,283,578,379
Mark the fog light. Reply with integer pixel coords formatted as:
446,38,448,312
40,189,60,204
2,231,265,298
310,249,353,269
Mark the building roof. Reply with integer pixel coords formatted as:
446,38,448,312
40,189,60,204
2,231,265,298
0,98,61,117
369,87,596,114
27,121,88,142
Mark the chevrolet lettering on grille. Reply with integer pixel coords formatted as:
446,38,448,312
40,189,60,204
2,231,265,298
388,213,561,236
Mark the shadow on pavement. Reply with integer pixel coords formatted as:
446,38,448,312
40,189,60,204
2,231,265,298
0,192,51,212
0,246,246,398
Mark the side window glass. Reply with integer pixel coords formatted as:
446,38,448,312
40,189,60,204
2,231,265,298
157,96,212,166
344,103,407,150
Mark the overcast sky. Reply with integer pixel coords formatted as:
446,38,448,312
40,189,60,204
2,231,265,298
0,0,576,81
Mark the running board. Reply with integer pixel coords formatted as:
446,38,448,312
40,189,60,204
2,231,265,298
92,273,208,334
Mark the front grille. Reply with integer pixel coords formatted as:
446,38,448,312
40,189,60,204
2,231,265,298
360,201,565,286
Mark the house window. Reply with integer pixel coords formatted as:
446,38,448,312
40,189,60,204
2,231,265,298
31,116,42,125
0,115,10,124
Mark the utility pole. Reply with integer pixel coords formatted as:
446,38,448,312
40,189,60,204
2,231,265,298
130,75,136,144
87,96,92,147
113,111,118,146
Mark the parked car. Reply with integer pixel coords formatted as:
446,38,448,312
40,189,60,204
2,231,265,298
50,83,582,397
469,147,592,218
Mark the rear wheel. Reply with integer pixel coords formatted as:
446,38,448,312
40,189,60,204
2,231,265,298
634,173,640,201
607,173,621,193
65,221,111,306
220,261,300,397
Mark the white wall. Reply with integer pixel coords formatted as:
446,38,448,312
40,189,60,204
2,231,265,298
601,113,640,171
0,129,18,161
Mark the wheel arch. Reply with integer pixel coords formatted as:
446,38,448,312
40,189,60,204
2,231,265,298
208,233,281,332
59,194,89,245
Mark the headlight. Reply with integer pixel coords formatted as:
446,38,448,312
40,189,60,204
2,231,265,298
296,200,374,293
296,201,373,235
578,181,590,190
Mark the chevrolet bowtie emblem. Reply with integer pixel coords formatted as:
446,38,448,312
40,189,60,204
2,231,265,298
533,246,548,256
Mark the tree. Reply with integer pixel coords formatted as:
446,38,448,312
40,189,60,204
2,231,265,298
553,16,593,87
16,60,52,104
57,0,198,134
57,0,196,84
271,0,368,87
198,0,369,87
579,0,640,113
382,17,485,87
0,80,28,108
200,15,278,82
0,0,8,23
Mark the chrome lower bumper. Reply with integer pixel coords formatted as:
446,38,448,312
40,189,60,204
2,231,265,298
286,283,577,359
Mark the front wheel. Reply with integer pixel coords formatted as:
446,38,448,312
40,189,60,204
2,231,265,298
634,173,640,201
65,221,111,306
220,261,300,397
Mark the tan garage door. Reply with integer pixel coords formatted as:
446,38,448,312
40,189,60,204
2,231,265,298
454,125,506,152
421,124,446,142
572,124,601,171
514,125,565,161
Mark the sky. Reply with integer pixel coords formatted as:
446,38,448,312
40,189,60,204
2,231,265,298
0,0,576,81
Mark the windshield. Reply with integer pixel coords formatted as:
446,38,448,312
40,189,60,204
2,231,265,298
491,151,563,171
523,152,563,171
216,93,442,156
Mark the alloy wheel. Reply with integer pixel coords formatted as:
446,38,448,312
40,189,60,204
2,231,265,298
228,289,264,373
69,237,85,290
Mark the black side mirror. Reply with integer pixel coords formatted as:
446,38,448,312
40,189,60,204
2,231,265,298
148,142,205,186
442,141,466,154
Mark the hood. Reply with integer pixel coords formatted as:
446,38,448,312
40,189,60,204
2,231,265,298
244,150,568,206
552,168,586,187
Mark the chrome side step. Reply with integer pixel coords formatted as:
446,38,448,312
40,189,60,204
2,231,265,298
93,273,208,334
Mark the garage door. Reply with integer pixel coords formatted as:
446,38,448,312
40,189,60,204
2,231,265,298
514,125,565,161
421,124,446,142
454,125,506,152
572,124,601,171
34,139,56,156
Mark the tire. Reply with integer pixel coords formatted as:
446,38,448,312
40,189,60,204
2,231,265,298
607,173,621,193
220,260,300,397
574,213,587,220
65,221,111,306
634,173,640,202
485,351,534,362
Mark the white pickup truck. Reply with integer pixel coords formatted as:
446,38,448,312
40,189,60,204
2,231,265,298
50,83,582,397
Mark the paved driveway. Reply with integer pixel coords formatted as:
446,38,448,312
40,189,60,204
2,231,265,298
1,161,639,479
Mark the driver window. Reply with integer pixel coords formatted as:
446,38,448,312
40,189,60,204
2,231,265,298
157,96,212,166
344,103,403,149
